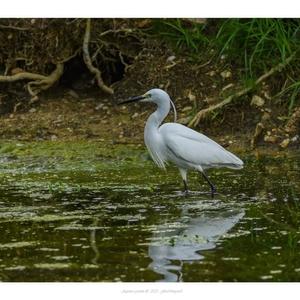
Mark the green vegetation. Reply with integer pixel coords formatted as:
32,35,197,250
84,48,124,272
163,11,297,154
152,19,300,111
153,19,300,75
151,19,209,52
214,19,300,76
276,78,300,115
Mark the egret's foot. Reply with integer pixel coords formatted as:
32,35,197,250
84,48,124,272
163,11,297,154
199,171,217,199
211,186,217,198
183,189,189,196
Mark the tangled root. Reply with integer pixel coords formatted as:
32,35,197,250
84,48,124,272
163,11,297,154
0,63,64,102
82,19,114,95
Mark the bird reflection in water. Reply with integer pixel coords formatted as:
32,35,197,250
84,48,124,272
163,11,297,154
148,207,244,282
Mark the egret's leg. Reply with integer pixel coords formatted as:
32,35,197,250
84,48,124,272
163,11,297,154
200,171,217,197
183,180,188,194
179,168,188,194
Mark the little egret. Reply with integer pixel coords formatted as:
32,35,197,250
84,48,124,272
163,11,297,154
120,88,243,196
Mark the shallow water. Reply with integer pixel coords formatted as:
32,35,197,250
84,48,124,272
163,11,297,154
0,142,300,282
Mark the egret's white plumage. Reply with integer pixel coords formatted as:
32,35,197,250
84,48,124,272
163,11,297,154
122,88,243,195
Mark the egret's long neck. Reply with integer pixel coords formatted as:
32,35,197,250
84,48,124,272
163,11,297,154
145,100,170,131
144,99,170,169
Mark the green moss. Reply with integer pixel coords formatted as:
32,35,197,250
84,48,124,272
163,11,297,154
0,241,38,249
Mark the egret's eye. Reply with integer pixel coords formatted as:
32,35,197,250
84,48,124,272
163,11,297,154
147,94,152,98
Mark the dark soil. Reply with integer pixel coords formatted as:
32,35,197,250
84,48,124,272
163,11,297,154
0,43,298,152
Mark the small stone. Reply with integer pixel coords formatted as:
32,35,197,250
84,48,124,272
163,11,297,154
264,135,278,143
280,138,290,149
207,70,216,76
29,108,37,113
264,108,272,113
251,95,265,107
220,70,232,79
132,112,139,118
166,55,176,62
67,89,79,99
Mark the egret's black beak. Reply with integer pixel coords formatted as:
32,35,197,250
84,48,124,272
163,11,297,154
118,95,146,105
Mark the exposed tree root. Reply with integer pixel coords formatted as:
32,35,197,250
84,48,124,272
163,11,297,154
82,18,114,95
188,52,296,127
0,63,64,102
27,63,64,102
0,24,29,31
0,72,47,83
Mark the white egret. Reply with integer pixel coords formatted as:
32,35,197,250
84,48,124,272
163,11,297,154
120,88,243,196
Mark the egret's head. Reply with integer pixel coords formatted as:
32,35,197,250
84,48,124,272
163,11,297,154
119,88,177,122
143,89,171,104
120,88,170,105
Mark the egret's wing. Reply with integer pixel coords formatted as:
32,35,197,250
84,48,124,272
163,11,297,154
160,123,224,148
160,123,243,168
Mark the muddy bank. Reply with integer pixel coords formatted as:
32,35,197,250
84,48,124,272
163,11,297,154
0,87,298,153
0,88,254,152
0,39,299,151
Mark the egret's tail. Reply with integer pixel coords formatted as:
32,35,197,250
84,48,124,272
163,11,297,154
225,162,244,170
224,151,244,169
